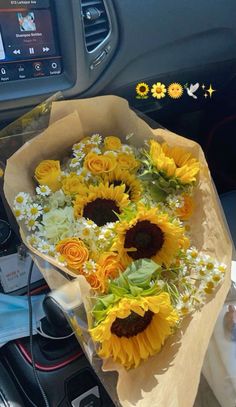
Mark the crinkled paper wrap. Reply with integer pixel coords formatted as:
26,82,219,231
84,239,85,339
4,96,232,406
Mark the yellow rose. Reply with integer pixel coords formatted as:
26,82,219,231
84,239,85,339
56,237,89,272
35,160,61,192
84,153,117,174
62,173,87,196
117,153,139,171
104,136,122,151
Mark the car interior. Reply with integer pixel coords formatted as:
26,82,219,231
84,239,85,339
0,1,235,406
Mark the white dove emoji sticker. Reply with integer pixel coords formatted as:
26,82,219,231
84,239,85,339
186,83,199,99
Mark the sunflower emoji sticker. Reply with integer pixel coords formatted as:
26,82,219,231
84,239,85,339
168,83,183,99
136,82,149,99
151,82,167,99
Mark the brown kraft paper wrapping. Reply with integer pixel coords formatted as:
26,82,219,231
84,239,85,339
4,96,232,407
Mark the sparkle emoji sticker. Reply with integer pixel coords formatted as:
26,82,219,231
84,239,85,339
168,83,183,99
207,84,216,98
136,82,149,99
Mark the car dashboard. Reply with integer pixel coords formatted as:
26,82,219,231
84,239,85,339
0,0,236,123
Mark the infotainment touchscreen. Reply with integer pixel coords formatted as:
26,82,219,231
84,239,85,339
0,0,62,81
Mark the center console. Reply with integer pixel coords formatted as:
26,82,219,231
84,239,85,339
0,0,118,116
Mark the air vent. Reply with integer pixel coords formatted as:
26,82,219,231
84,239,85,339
81,0,110,52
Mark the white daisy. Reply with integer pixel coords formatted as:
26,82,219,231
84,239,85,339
14,192,30,207
38,240,55,255
14,207,25,220
36,185,51,197
73,150,85,161
91,134,102,144
25,218,39,231
82,260,97,274
73,142,85,151
55,254,67,267
28,204,43,219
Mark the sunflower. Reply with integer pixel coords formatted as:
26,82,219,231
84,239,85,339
74,183,130,226
149,140,200,185
161,143,200,184
136,82,149,97
90,293,179,369
114,205,189,266
151,82,166,99
102,168,142,202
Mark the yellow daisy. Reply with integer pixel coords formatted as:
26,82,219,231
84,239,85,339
151,82,166,99
102,168,142,202
114,205,189,266
90,293,179,369
136,82,149,97
74,183,130,226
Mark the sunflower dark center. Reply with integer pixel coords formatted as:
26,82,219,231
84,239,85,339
83,198,120,227
139,86,146,92
111,310,154,338
111,180,130,195
124,220,164,260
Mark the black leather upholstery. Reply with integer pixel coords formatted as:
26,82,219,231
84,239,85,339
0,361,24,407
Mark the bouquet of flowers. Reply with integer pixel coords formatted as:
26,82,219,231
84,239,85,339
4,96,232,406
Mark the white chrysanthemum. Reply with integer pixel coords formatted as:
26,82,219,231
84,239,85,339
27,204,43,220
25,218,39,231
14,207,25,220
40,206,75,243
48,190,70,209
14,192,30,207
82,259,97,274
91,134,102,144
36,185,51,197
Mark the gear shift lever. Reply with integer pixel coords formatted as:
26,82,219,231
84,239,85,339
43,295,72,337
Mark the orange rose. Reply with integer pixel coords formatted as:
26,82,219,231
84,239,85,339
86,272,105,292
84,153,117,174
56,237,89,272
98,252,125,280
176,195,194,220
35,160,61,192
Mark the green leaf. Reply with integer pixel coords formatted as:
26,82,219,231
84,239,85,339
148,183,167,202
109,283,128,297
